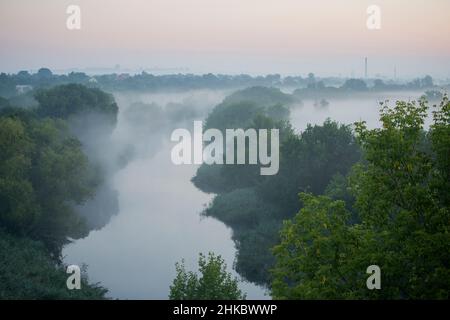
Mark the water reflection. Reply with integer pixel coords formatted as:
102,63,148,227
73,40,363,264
64,91,267,299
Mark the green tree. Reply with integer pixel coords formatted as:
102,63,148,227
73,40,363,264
169,252,246,300
34,84,118,126
271,193,361,299
0,112,97,256
271,97,450,299
351,97,450,299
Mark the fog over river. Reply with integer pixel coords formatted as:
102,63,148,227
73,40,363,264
63,89,429,299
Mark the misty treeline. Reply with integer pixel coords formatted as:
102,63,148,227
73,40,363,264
191,87,449,299
1,68,447,103
0,84,123,298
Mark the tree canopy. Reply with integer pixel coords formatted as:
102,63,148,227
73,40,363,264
0,84,118,298
35,84,118,126
0,230,107,299
0,111,98,256
271,97,450,299
169,252,246,300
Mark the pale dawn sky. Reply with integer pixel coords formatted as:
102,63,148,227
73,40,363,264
0,0,449,77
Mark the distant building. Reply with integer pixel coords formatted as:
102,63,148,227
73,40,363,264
15,85,33,94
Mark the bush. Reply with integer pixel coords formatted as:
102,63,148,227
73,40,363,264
0,230,107,299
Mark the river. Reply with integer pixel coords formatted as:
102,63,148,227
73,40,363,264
63,89,428,299
63,89,268,299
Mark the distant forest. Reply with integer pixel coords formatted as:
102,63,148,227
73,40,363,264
1,68,448,98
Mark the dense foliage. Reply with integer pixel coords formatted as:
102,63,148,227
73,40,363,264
169,252,246,300
0,84,117,299
0,230,107,299
35,83,118,126
271,97,450,299
0,111,96,255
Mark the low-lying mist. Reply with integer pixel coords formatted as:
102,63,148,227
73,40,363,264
63,88,269,299
63,87,437,299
